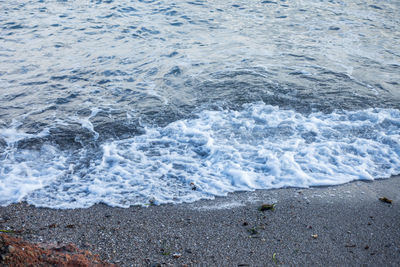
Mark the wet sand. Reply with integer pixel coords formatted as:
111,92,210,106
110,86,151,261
1,176,399,266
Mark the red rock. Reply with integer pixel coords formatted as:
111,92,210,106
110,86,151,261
0,233,118,267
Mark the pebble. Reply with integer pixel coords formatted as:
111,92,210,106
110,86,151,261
8,245,15,253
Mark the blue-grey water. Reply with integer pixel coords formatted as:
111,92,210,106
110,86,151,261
0,0,399,208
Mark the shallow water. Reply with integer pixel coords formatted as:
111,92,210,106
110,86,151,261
1,0,399,208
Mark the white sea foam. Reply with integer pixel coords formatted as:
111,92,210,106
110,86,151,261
0,144,66,205
0,123,49,145
72,107,101,140
1,104,399,208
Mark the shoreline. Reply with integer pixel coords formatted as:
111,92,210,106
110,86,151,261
1,176,399,266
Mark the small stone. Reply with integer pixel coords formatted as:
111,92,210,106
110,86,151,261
172,253,182,258
8,245,16,253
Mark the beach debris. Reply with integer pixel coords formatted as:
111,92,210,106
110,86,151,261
190,182,197,191
0,230,15,234
379,197,392,204
148,197,156,206
242,221,248,226
272,253,278,265
258,203,275,212
311,234,318,239
48,224,57,229
345,244,356,248
238,264,250,266
172,252,182,258
0,229,23,234
160,240,170,256
161,249,170,256
65,224,75,229
248,227,258,235
364,245,369,250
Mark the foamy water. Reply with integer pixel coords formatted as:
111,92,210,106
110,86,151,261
1,104,399,208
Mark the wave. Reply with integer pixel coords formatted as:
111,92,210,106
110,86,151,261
1,103,399,208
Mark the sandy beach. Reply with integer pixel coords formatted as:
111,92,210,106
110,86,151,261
1,176,399,266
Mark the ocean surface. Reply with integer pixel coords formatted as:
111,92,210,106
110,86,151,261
0,0,399,208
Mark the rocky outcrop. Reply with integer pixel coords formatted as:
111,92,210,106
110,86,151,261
0,233,117,267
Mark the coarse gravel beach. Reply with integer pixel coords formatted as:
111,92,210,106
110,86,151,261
1,176,399,266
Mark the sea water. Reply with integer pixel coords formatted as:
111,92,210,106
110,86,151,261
0,0,399,208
